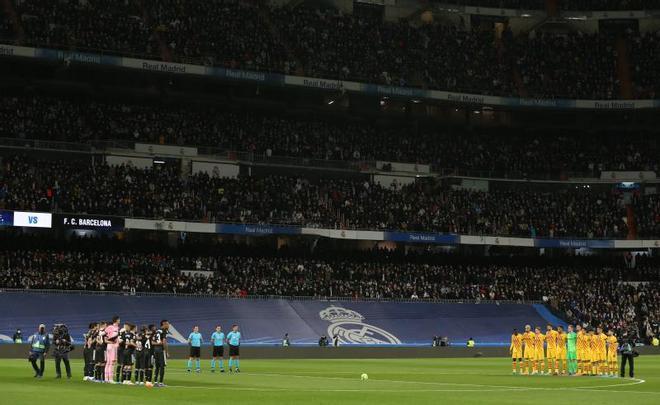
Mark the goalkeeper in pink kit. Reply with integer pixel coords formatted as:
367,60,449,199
104,316,121,382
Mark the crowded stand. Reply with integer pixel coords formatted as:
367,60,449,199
560,0,660,11
1,96,658,176
2,0,654,99
514,31,617,99
635,194,660,238
447,0,660,10
147,0,292,72
445,1,545,9
0,155,635,238
629,31,660,98
0,235,658,340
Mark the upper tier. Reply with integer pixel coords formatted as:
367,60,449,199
2,0,660,100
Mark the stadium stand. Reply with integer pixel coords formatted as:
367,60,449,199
1,96,658,177
3,1,659,99
0,233,658,341
0,155,636,237
446,0,660,10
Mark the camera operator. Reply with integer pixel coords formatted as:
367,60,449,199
318,335,328,347
620,332,638,378
52,324,73,379
13,329,23,344
28,324,50,378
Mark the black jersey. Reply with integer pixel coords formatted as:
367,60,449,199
151,328,168,351
95,330,107,351
134,332,144,352
118,329,128,351
143,332,153,351
86,330,97,349
123,331,137,353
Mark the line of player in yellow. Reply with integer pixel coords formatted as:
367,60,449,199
510,323,619,376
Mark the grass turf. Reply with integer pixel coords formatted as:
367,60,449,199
1,357,659,404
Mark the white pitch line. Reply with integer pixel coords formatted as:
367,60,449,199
166,385,532,393
165,370,648,394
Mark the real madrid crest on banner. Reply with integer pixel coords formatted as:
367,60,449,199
319,306,401,345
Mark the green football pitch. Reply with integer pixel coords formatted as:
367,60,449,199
1,357,660,404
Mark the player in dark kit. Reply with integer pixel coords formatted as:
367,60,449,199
133,326,147,385
93,321,107,381
151,320,169,387
121,324,137,384
83,323,97,381
143,325,155,384
115,324,128,382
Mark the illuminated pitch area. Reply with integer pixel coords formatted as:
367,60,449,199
1,357,659,404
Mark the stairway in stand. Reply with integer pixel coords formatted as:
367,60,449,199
615,36,633,99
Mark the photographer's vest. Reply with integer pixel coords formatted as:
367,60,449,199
31,333,47,352
622,342,633,355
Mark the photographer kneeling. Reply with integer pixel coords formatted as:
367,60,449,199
28,324,50,378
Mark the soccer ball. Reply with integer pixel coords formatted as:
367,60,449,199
361,373,368,381
145,382,154,388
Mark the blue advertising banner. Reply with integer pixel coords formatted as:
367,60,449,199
216,223,302,236
383,231,458,244
534,239,616,249
34,48,122,66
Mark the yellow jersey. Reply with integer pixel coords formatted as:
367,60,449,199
522,331,536,358
534,332,546,358
607,335,618,358
576,331,587,355
557,332,567,355
546,329,558,353
597,333,607,353
510,334,523,357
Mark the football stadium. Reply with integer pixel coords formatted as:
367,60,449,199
1,0,660,404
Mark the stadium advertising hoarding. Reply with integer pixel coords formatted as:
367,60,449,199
12,211,52,228
2,210,659,248
216,223,302,236
54,214,125,230
383,231,458,244
533,238,615,249
3,44,660,110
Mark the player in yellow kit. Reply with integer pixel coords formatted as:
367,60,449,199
606,329,618,376
533,327,545,375
595,327,608,375
510,329,523,374
545,324,558,374
575,325,586,375
556,325,568,375
522,324,536,375
589,329,598,375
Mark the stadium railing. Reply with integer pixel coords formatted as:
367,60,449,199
0,288,541,304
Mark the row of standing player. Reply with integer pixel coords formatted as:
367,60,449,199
186,325,242,373
511,324,618,376
82,316,170,387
